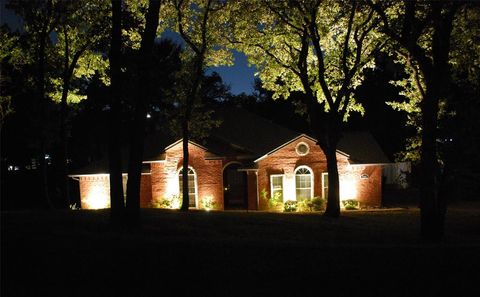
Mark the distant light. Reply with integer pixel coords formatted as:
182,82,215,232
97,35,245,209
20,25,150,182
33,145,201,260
146,113,152,119
14,166,20,171
8,165,13,171
45,154,51,160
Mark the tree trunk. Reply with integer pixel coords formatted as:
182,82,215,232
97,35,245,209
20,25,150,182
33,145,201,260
125,0,161,225
323,141,341,218
180,118,189,211
58,79,70,208
419,85,444,240
180,62,203,212
36,12,52,209
308,106,341,218
58,31,85,208
125,102,146,223
108,0,125,224
418,3,456,241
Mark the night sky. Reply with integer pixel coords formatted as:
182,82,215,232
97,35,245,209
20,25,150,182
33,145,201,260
208,51,256,95
161,30,257,95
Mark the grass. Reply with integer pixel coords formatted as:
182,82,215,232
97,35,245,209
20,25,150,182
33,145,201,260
2,202,480,297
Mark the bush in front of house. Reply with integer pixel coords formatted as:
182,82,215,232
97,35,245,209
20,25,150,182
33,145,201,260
261,188,283,210
283,200,297,212
201,196,217,210
294,197,325,212
269,191,283,208
342,199,359,210
151,195,182,209
311,197,326,211
297,199,313,212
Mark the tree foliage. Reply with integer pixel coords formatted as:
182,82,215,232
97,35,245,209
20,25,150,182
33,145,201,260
228,0,381,216
367,0,476,240
164,0,232,211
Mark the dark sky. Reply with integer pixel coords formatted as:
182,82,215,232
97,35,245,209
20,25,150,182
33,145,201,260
1,1,256,95
161,30,256,95
208,51,256,95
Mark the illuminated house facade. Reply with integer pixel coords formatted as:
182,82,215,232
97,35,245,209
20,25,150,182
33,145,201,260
71,108,390,210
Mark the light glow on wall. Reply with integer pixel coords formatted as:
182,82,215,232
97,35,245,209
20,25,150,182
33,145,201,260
83,185,110,209
165,173,179,197
170,196,182,209
340,178,358,201
283,174,296,201
276,172,359,205
201,195,215,211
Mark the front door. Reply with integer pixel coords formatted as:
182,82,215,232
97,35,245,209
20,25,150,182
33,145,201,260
223,163,247,210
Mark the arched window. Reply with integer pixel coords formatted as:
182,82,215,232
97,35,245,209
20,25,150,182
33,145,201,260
295,166,313,201
178,167,197,208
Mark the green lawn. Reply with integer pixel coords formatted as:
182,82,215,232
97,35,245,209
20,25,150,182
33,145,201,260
2,203,480,297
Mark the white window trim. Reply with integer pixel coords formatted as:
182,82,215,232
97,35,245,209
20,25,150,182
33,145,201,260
322,172,328,199
295,165,314,200
270,174,284,199
177,166,198,208
295,142,310,156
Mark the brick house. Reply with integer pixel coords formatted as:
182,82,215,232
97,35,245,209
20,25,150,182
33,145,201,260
70,108,390,210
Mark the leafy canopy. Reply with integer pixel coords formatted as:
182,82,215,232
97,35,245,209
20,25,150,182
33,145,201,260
227,0,382,122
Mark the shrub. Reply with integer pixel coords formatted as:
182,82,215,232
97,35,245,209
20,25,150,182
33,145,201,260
269,191,283,208
201,196,216,210
283,200,297,212
342,199,359,210
311,197,325,211
297,200,313,212
151,195,182,209
261,188,283,210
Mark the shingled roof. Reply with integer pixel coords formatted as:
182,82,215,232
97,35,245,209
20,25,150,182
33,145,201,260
71,107,389,175
210,107,299,156
338,131,390,164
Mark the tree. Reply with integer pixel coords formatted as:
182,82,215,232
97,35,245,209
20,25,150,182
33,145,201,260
0,27,17,128
447,5,480,201
52,0,110,207
367,0,470,240
108,0,126,224
228,0,381,217
6,0,61,208
5,0,111,208
125,0,162,224
168,0,232,211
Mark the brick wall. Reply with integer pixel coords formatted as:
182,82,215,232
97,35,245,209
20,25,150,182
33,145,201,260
150,142,224,209
140,174,153,208
79,173,153,209
79,175,110,209
256,136,382,209
78,137,382,210
350,165,382,207
246,171,258,210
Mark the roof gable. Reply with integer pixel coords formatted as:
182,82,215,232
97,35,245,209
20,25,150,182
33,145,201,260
163,139,221,160
338,131,390,164
254,134,349,163
164,139,209,152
